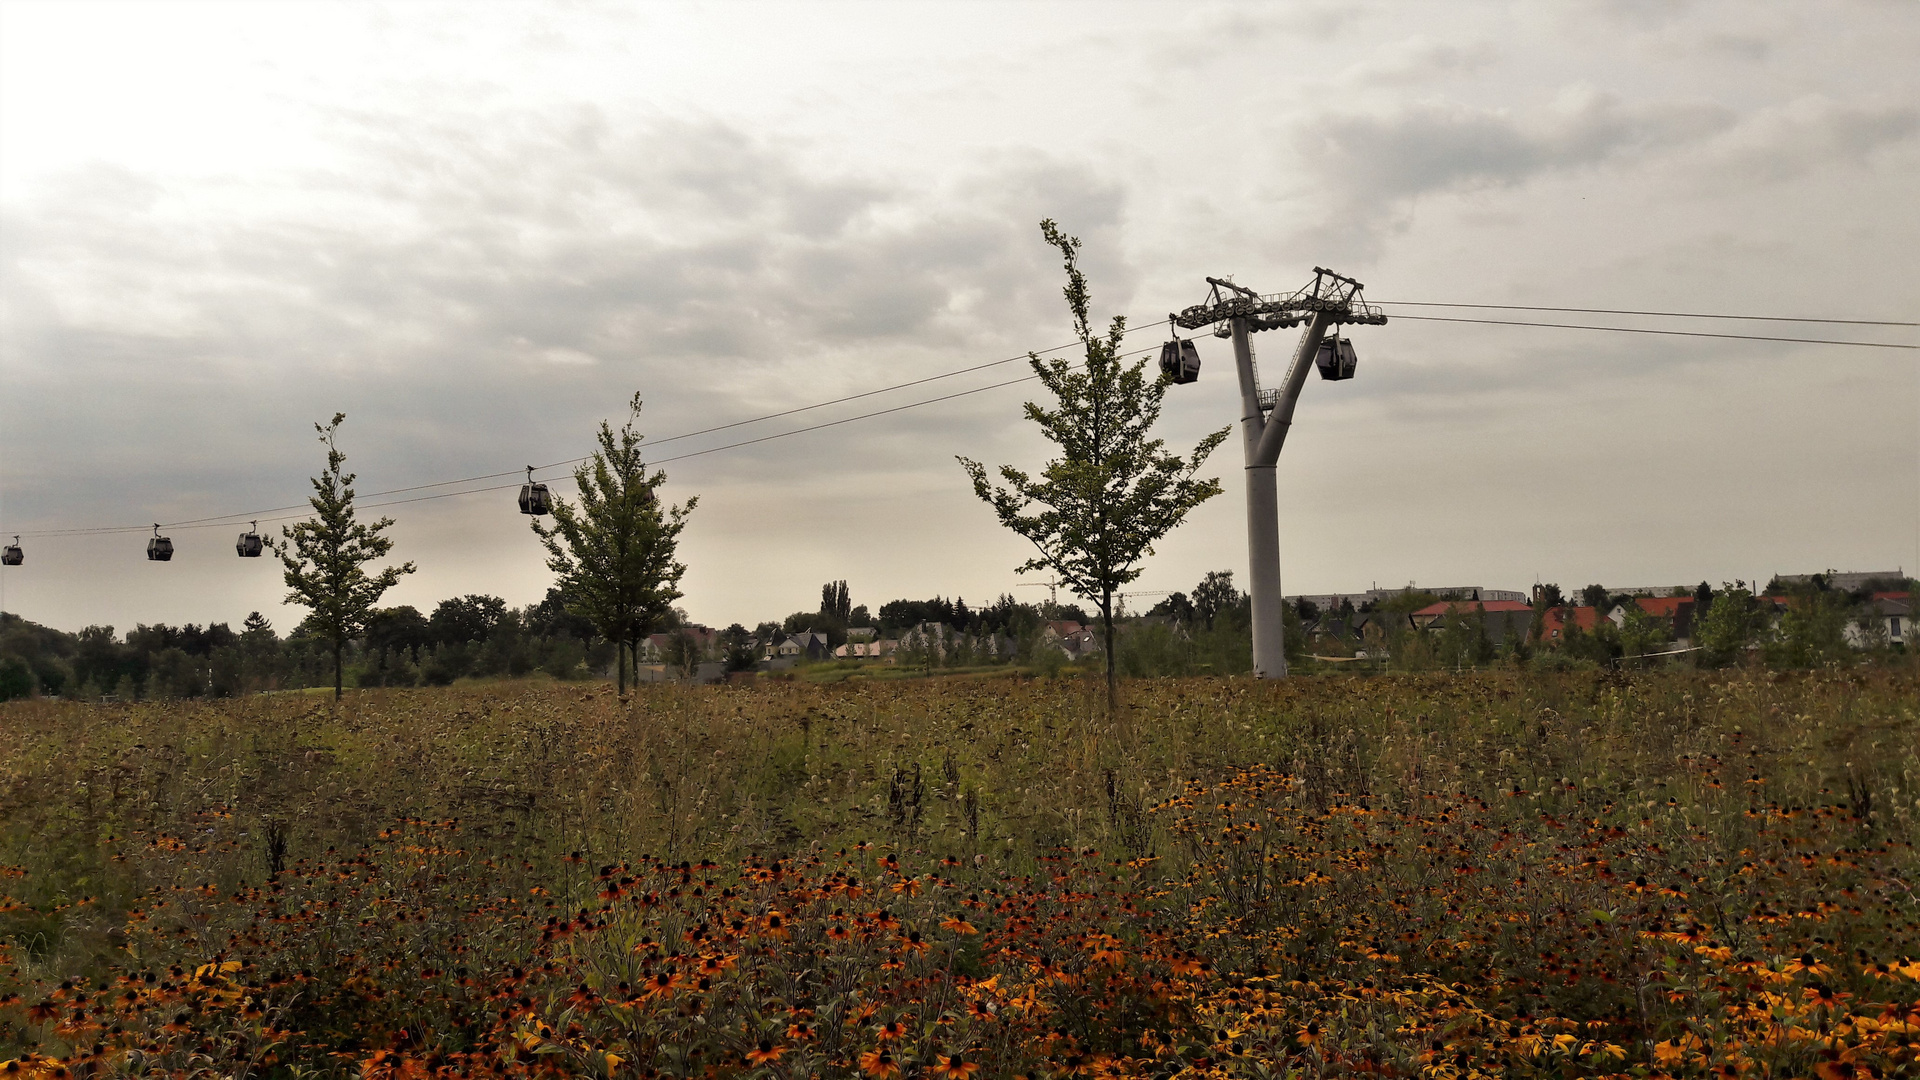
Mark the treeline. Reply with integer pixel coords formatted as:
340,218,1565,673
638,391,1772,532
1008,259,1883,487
0,589,616,701
762,585,1092,648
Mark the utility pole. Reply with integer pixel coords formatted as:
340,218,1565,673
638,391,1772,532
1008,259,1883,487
1171,269,1385,678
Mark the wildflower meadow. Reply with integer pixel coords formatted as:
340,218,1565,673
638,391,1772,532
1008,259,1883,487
0,667,1916,1078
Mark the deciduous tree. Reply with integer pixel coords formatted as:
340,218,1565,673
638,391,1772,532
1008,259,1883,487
533,394,695,695
959,220,1228,711
273,413,416,700
1192,571,1240,632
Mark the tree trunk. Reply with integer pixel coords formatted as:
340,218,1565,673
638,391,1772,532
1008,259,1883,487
1101,594,1117,716
332,640,343,701
617,637,628,695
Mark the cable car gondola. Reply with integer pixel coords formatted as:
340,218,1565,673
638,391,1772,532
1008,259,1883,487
518,466,552,516
1314,331,1358,381
236,521,264,558
2,536,21,566
147,524,173,562
1159,323,1201,385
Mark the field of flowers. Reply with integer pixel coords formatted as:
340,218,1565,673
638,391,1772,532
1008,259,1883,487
0,667,1916,1078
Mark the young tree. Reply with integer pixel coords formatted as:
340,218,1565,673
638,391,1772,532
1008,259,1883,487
533,394,695,695
273,413,416,700
959,220,1229,711
661,629,702,680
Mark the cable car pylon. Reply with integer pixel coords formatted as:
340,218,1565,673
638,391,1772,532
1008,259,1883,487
1171,268,1386,678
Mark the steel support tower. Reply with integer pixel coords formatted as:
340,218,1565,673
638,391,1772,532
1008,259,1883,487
1173,269,1386,678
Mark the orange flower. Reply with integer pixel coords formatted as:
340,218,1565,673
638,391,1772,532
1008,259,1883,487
875,1020,907,1042
745,1040,786,1066
941,917,980,935
859,1049,901,1079
639,971,683,1001
932,1052,979,1078
1804,983,1851,1008
1787,953,1831,977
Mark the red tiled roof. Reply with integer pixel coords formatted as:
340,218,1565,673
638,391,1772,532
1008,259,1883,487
1631,596,1693,617
1412,599,1534,617
1539,605,1605,638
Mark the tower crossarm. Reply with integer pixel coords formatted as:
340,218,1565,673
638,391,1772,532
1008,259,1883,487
1171,268,1388,336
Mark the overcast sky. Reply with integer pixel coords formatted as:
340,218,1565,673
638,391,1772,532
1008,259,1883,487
1,0,1915,634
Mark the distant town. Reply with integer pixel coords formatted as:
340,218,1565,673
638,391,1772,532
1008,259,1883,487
629,568,1911,685
0,567,1907,701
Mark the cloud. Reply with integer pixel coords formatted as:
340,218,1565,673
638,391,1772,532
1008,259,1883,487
1297,90,1733,206
3,111,1128,374
0,106,1131,541
1283,90,1735,257
1690,97,1919,184
1338,38,1500,86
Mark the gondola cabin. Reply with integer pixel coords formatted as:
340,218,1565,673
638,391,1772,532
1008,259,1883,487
518,466,552,516
2,536,20,566
147,527,174,562
1315,335,1358,381
236,523,264,558
1159,337,1201,385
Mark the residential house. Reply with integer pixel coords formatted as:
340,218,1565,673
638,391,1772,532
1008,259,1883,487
1417,600,1535,648
1607,596,1697,647
893,623,1010,663
641,624,718,663
897,623,953,660
1310,612,1374,641
775,632,832,661
833,638,899,660
1846,592,1910,649
1538,605,1608,646
1409,599,1533,631
1040,620,1098,661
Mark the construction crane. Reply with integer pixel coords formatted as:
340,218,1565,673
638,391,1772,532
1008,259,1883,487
1170,268,1387,679
1014,578,1063,617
